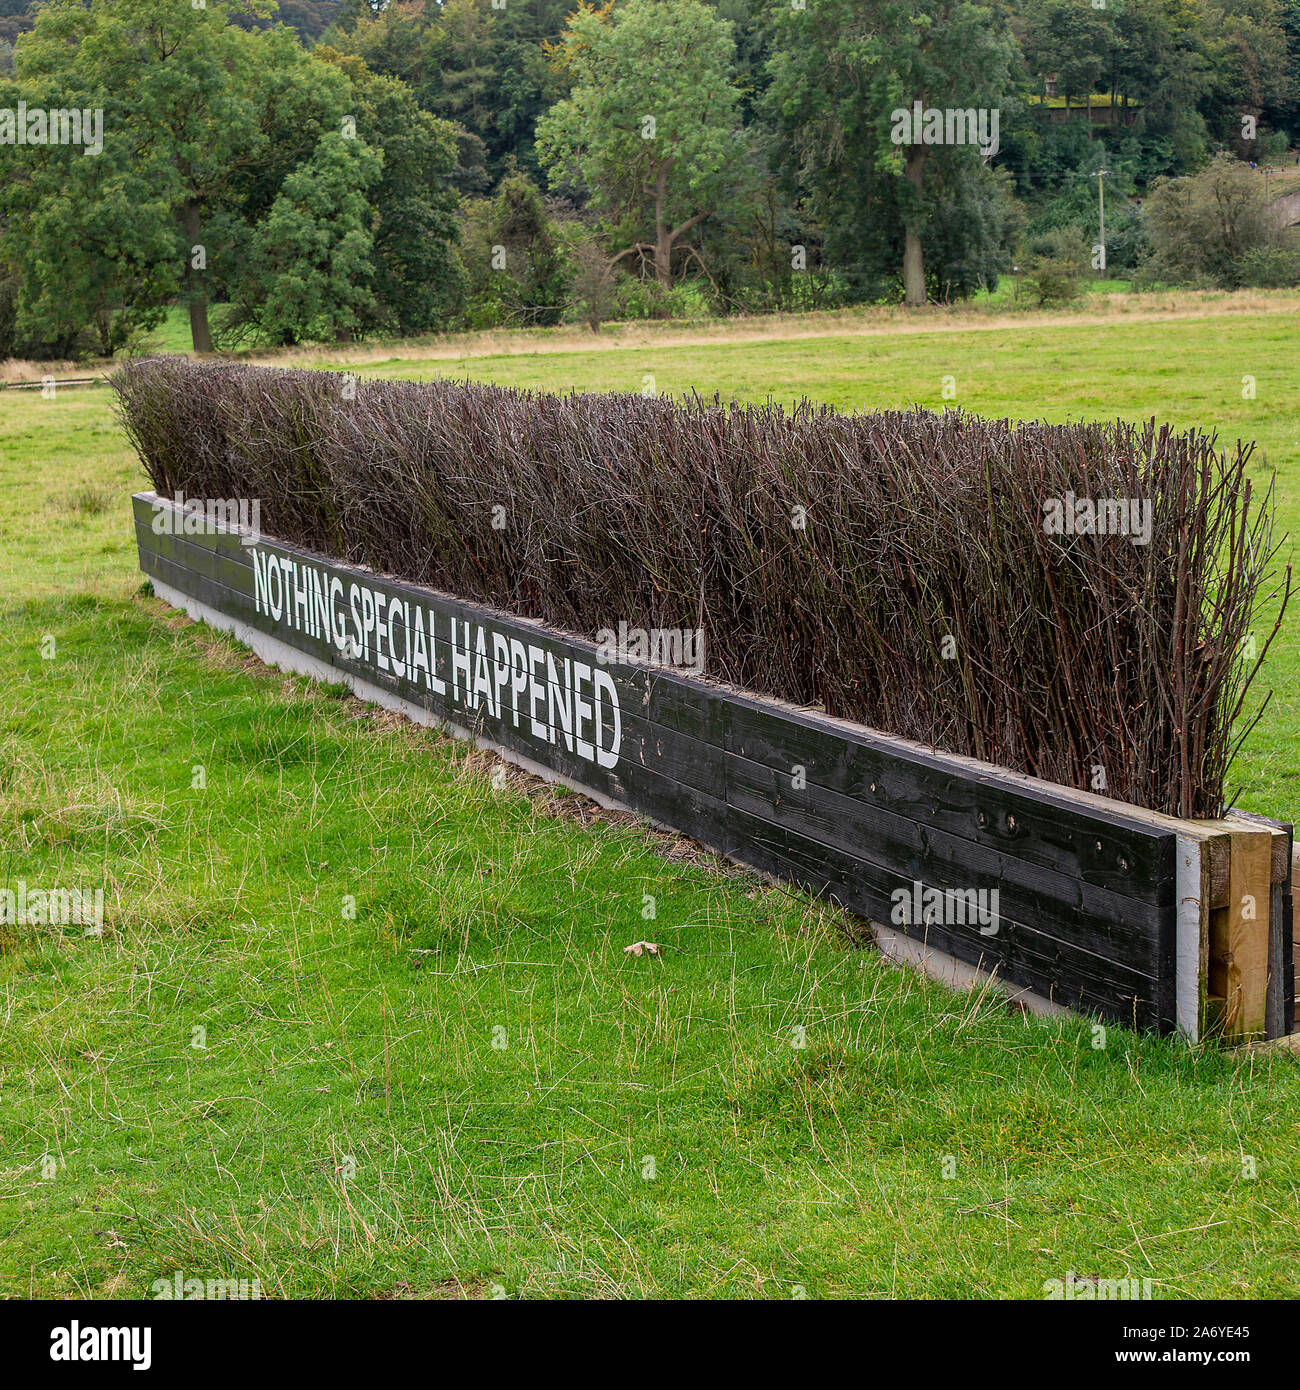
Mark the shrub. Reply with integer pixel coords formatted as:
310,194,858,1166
660,282,714,320
1143,156,1279,287
113,360,1289,820
457,172,572,331
564,238,618,333
1020,226,1089,307
1235,243,1300,289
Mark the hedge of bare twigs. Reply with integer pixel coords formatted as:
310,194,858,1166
114,358,1289,819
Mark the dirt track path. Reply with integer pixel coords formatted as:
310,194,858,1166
4,289,1295,381
247,289,1300,370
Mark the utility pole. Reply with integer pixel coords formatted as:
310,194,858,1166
1097,169,1108,277
1263,166,1282,203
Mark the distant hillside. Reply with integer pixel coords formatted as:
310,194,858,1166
0,0,31,49
232,0,346,45
0,0,345,48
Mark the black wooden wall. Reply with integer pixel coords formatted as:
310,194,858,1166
135,492,1183,1032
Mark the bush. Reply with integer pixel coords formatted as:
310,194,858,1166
660,282,714,320
457,172,572,331
113,360,1288,819
1020,226,1089,307
563,238,618,333
1143,156,1279,287
1235,243,1300,289
602,275,715,322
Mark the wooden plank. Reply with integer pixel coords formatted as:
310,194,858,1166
725,751,1169,973
1215,827,1273,1040
1293,843,1299,1032
720,689,1173,906
724,803,1166,1029
1267,869,1292,1039
1223,813,1294,1038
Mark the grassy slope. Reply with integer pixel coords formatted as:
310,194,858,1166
0,308,1298,1300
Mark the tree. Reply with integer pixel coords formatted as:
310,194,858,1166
1021,224,1089,305
327,0,572,184
567,235,618,331
0,41,176,355
536,0,747,288
768,0,1018,306
1143,153,1283,284
242,132,383,345
459,169,571,328
1112,0,1212,169
1272,0,1300,140
1014,0,1111,118
0,132,176,356
6,0,352,352
4,0,468,355
317,47,467,333
1198,0,1292,148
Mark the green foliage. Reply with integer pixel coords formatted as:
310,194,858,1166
458,170,571,329
1235,240,1300,286
231,0,344,45
326,0,570,183
1143,153,1283,285
1021,225,1090,305
317,48,467,333
0,0,463,355
1198,0,1292,146
1016,161,1150,274
0,89,176,355
1,0,356,353
0,0,1296,350
536,0,747,286
1001,0,1297,207
242,132,383,346
767,0,1019,303
924,163,1024,300
604,273,716,322
563,234,618,331
0,263,19,357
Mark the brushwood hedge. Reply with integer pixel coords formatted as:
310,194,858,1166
113,358,1289,820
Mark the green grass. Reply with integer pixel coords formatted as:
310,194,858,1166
137,305,200,355
1,305,1298,1300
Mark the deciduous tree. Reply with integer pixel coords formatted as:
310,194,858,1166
536,0,747,288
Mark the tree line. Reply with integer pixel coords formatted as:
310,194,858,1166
0,0,1296,358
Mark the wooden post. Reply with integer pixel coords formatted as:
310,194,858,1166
1208,825,1275,1040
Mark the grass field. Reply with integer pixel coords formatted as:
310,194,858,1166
1,300,1298,1299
